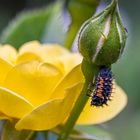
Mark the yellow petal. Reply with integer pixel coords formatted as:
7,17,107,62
41,44,70,59
19,41,72,73
19,41,70,60
56,53,82,73
19,41,82,73
4,61,63,106
0,112,11,120
0,45,17,64
44,59,65,74
42,46,82,73
15,83,83,130
77,85,127,124
0,57,13,85
16,52,43,64
0,87,33,118
50,64,84,99
19,41,42,55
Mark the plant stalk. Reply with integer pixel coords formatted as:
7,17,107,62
57,80,91,140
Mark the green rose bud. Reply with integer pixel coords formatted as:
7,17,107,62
78,0,127,66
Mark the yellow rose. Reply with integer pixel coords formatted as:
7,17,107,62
0,41,127,130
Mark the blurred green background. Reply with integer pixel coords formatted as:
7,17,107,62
0,0,139,140
110,0,140,140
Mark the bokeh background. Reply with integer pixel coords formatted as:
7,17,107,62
0,0,139,140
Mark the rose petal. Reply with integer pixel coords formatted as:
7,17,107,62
77,85,127,124
19,41,70,60
41,44,70,58
19,41,42,55
4,61,63,106
42,46,82,73
0,57,13,85
19,41,72,73
50,64,84,99
57,53,82,73
16,52,43,64
15,83,83,130
0,87,33,118
19,41,82,73
0,112,11,120
0,45,17,64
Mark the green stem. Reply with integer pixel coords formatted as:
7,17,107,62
65,23,80,50
64,0,100,50
57,80,91,140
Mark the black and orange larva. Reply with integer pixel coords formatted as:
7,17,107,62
91,67,113,107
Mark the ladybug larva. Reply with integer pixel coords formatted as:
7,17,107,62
89,67,113,107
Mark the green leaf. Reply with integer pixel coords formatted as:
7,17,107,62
41,1,65,45
0,1,64,49
52,125,112,140
1,121,35,140
76,125,113,140
68,129,99,140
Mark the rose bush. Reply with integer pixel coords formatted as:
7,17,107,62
0,41,127,130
